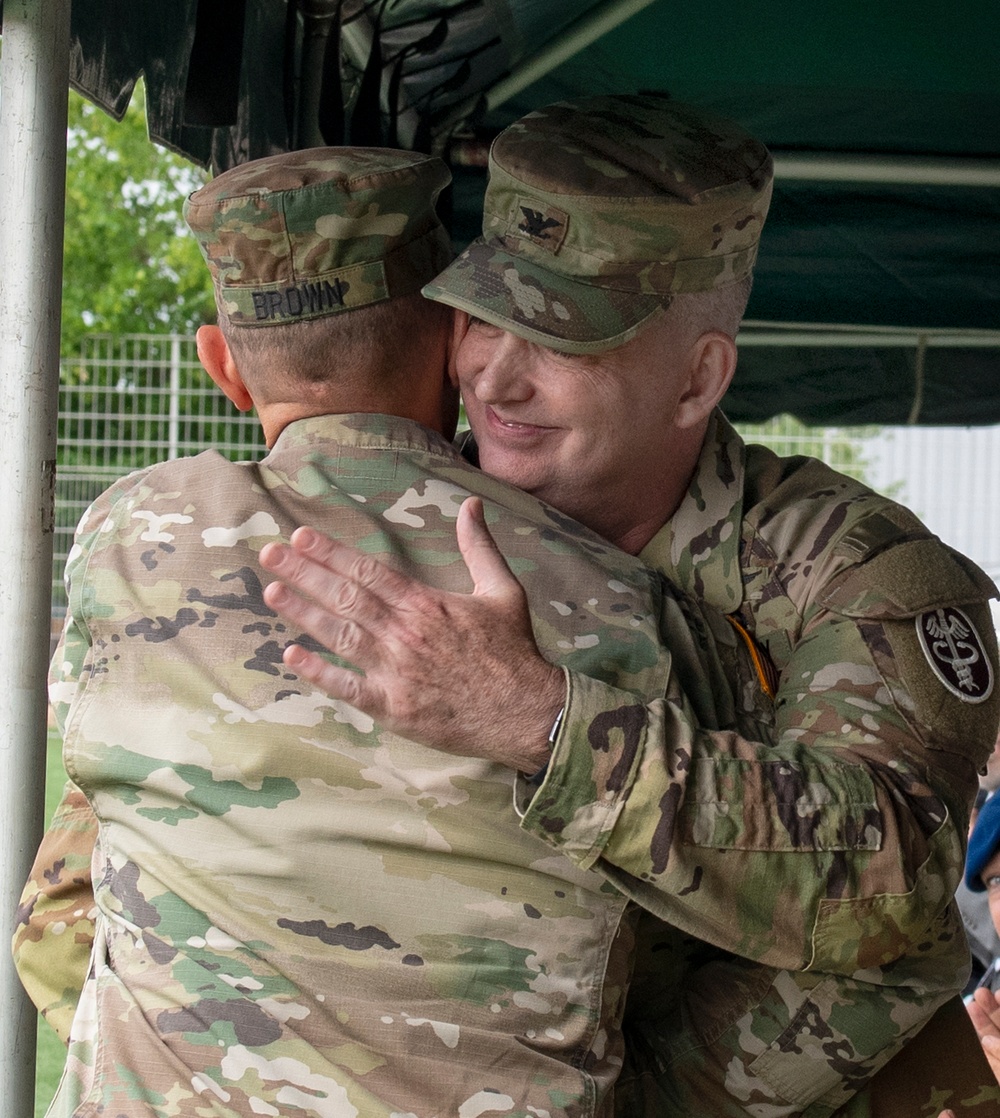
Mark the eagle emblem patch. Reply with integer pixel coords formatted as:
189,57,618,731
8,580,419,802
915,607,994,703
513,196,568,252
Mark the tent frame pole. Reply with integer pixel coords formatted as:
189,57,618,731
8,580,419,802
484,0,656,111
0,0,71,1110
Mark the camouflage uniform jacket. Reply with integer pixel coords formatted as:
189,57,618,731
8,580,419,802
522,409,999,1029
39,412,698,1118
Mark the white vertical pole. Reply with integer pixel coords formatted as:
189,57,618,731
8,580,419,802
0,0,70,1109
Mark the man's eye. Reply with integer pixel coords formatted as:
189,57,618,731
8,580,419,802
468,316,500,334
986,875,1000,891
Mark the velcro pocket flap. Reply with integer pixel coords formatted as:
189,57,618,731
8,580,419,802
818,540,997,621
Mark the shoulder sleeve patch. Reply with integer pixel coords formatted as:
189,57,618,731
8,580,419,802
819,538,998,620
915,607,994,704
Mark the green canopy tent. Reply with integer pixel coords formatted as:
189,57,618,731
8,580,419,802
28,0,1000,423
1,2,997,1111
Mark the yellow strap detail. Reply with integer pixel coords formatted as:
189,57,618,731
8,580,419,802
725,614,778,699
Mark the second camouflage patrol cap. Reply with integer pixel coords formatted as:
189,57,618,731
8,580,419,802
184,147,454,326
424,94,773,353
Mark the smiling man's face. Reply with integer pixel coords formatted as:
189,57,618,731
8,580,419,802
455,310,707,553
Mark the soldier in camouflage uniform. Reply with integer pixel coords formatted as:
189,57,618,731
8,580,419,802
259,97,1000,1115
15,145,770,1117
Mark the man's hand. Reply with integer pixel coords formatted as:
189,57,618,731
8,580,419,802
968,987,1000,1085
259,497,565,773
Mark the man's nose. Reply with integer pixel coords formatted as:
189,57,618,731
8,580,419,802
466,332,534,403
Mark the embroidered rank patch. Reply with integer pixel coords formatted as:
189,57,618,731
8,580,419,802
513,197,569,253
915,607,994,703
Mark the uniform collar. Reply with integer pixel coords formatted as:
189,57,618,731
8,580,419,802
270,413,458,459
274,413,748,613
639,409,746,613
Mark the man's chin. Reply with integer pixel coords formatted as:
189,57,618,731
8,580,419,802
478,454,526,490
474,445,538,493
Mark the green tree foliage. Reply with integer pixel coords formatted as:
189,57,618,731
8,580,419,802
61,84,214,358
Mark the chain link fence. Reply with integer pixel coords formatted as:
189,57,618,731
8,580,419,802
55,334,267,613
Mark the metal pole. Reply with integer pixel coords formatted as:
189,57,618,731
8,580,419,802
772,152,1000,188
0,0,71,1110
298,0,341,148
484,0,656,111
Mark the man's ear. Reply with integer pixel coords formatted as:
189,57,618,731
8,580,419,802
196,324,254,412
673,331,738,430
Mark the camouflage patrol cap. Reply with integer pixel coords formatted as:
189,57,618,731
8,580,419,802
424,94,773,354
184,147,454,326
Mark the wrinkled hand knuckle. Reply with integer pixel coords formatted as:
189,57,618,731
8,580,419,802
335,621,363,658
331,579,360,615
338,672,363,704
350,554,382,587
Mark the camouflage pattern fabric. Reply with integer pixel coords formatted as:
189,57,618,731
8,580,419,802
17,414,1000,1115
34,411,710,1118
15,415,1000,1113
423,94,773,354
858,994,1000,1117
183,146,455,326
520,409,1000,1116
13,781,97,1043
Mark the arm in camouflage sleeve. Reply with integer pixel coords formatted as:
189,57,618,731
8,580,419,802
12,781,98,1043
11,475,139,1041
259,495,998,980
519,538,1000,981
